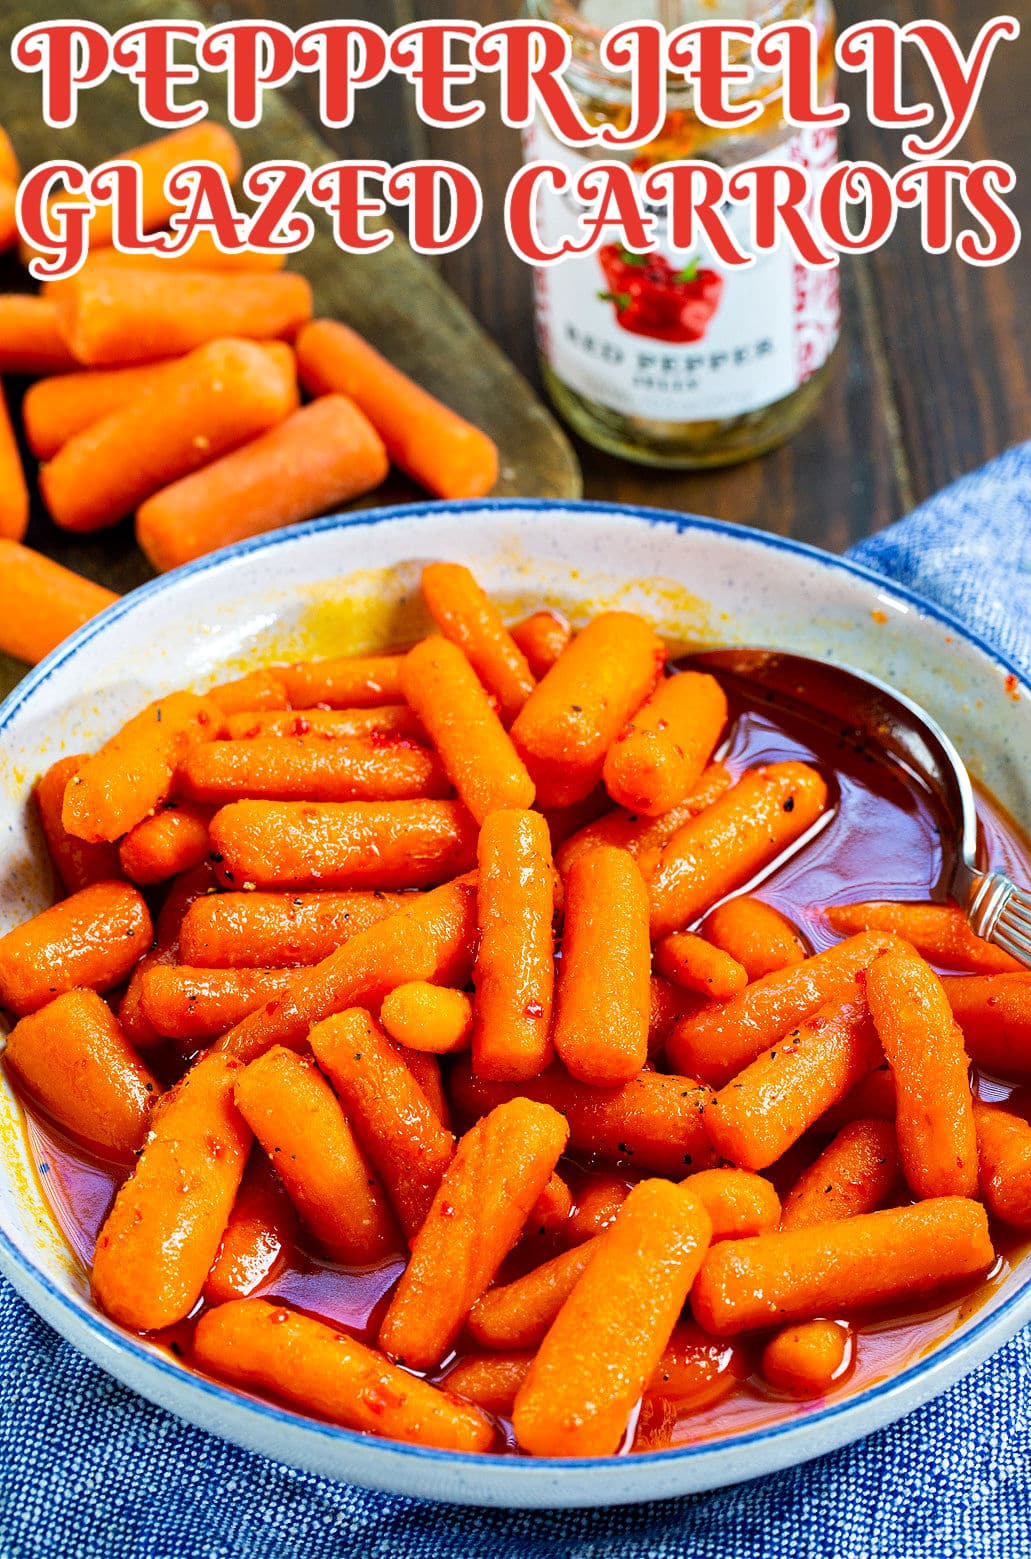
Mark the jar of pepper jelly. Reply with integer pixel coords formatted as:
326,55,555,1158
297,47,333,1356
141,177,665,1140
523,0,840,467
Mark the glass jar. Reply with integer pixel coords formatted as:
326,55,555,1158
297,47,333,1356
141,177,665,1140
523,0,840,468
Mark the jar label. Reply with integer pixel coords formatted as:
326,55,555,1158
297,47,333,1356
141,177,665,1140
527,123,840,424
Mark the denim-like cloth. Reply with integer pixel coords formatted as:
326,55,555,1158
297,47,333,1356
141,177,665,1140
3,446,1031,1559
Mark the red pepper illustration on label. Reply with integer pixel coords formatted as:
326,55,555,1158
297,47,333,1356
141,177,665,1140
598,246,723,344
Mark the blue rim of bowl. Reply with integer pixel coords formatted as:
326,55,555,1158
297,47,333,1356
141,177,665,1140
0,496,1028,1482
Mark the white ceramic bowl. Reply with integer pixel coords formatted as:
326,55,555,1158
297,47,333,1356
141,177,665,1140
1,500,1028,1509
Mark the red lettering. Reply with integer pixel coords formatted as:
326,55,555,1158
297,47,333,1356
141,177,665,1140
162,162,248,254
598,24,666,147
293,24,390,129
308,162,392,253
111,22,204,126
754,21,847,127
243,163,313,250
390,23,482,128
11,22,111,128
901,18,1020,159
505,163,573,263
385,162,483,254
956,162,1020,266
837,22,928,129
198,22,297,129
727,162,833,265
16,162,92,280
573,162,654,254
642,163,750,266
667,23,760,128
819,162,897,252
475,23,592,145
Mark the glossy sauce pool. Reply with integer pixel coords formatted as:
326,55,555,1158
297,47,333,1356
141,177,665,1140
15,680,1031,1456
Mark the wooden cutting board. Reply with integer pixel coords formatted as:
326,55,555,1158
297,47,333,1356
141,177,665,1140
0,0,582,698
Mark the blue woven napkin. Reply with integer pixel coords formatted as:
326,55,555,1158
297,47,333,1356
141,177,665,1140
3,446,1031,1559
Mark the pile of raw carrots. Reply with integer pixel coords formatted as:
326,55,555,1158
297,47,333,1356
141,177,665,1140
0,125,499,670
2,563,1030,1459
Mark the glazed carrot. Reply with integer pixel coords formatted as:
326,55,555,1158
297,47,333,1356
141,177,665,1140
310,1007,456,1241
944,974,1031,1074
541,787,613,850
449,1062,717,1177
473,808,556,1081
667,930,896,1086
780,1118,901,1230
65,231,286,275
0,381,28,541
401,637,535,823
602,671,727,817
509,610,572,680
564,1175,630,1242
0,541,118,665
207,670,290,717
4,989,162,1156
91,1053,252,1330
442,1353,533,1417
0,297,78,375
234,1045,399,1263
379,1097,568,1369
203,1150,299,1305
117,863,214,1050
530,1171,573,1233
510,612,665,808
556,763,733,878
866,942,978,1199
468,1241,598,1350
34,755,122,894
761,1321,853,1397
118,801,212,885
194,1299,494,1453
654,931,748,1000
0,128,18,185
296,320,499,501
379,981,473,1054
137,396,390,571
701,896,808,982
139,965,297,1041
420,563,535,724
513,1180,712,1458
224,706,423,743
208,799,477,891
642,1322,744,1415
0,880,152,1016
824,900,1020,975
649,973,698,1055
973,1097,1031,1229
63,690,224,843
41,337,298,532
685,1168,782,1240
53,269,312,366
179,889,408,968
817,1066,898,1131
649,762,829,939
405,1048,451,1131
178,735,448,805
276,656,404,709
692,1198,993,1336
553,846,651,1087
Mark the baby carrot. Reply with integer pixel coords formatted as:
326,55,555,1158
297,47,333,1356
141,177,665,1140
63,690,223,843
704,989,883,1171
0,381,28,541
780,1117,901,1230
207,670,290,717
0,880,152,1016
511,613,665,808
0,129,16,185
203,1149,298,1305
473,808,556,1081
0,181,15,253
685,1168,782,1240
139,965,297,1042
468,1241,598,1350
553,846,651,1087
509,610,572,679
420,563,535,725
234,1045,399,1263
34,755,122,894
296,320,499,500
973,1097,1031,1229
224,706,423,743
530,1171,573,1233
64,231,285,276
944,974,1031,1075
564,1175,631,1242
0,541,117,665
119,801,212,885
513,1180,713,1458
179,889,407,969
761,1321,853,1397
405,1049,451,1131
442,1353,533,1418
178,735,448,806
309,1007,456,1241
194,1299,494,1453
701,896,809,982
555,762,733,877
817,1066,898,1131
602,671,727,818
692,1198,993,1336
379,1098,569,1369
649,762,829,939
654,931,748,1000
0,297,78,375
137,396,390,571
379,981,473,1054
866,942,978,1199
649,973,698,1056
117,863,214,1050
41,337,298,533
4,988,161,1157
208,798,477,891
276,656,404,710
824,900,1020,975
91,1053,252,1330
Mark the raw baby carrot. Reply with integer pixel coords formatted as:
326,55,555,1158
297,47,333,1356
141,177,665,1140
649,762,829,939
4,988,162,1156
224,705,423,743
0,381,28,540
310,1007,456,1241
553,846,651,1087
0,880,152,1016
91,1052,252,1330
276,655,404,709
34,755,122,894
0,181,16,253
701,896,808,982
0,297,78,375
602,671,727,817
513,1180,713,1458
118,801,212,885
0,129,16,185
468,1241,598,1350
194,1299,494,1453
554,762,732,877
866,942,978,1199
684,1168,782,1241
654,931,748,1000
117,863,214,1050
780,1117,901,1230
378,1098,569,1370
139,965,297,1042
234,1045,399,1263
203,1150,298,1305
401,637,535,823
178,735,448,805
137,396,390,571
761,1321,853,1397
704,989,883,1171
179,889,408,969
473,807,556,1081
510,612,665,808
420,563,535,725
509,610,572,679
207,670,290,717
692,1198,993,1335
0,541,118,665
379,981,473,1054
824,900,1020,975
63,689,223,843
296,320,499,501
208,798,477,891
41,337,297,532
66,230,286,275
944,974,1031,1075
442,1353,533,1417
564,1175,630,1242
973,1097,1031,1229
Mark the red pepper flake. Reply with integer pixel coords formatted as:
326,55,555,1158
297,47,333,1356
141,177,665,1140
440,1202,456,1219
1005,673,1021,703
524,1000,544,1019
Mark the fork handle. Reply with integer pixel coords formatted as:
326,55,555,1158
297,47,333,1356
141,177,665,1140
965,870,1031,968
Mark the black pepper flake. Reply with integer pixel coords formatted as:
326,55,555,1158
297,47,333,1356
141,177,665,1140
783,796,795,812
683,1153,693,1166
169,1340,182,1357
